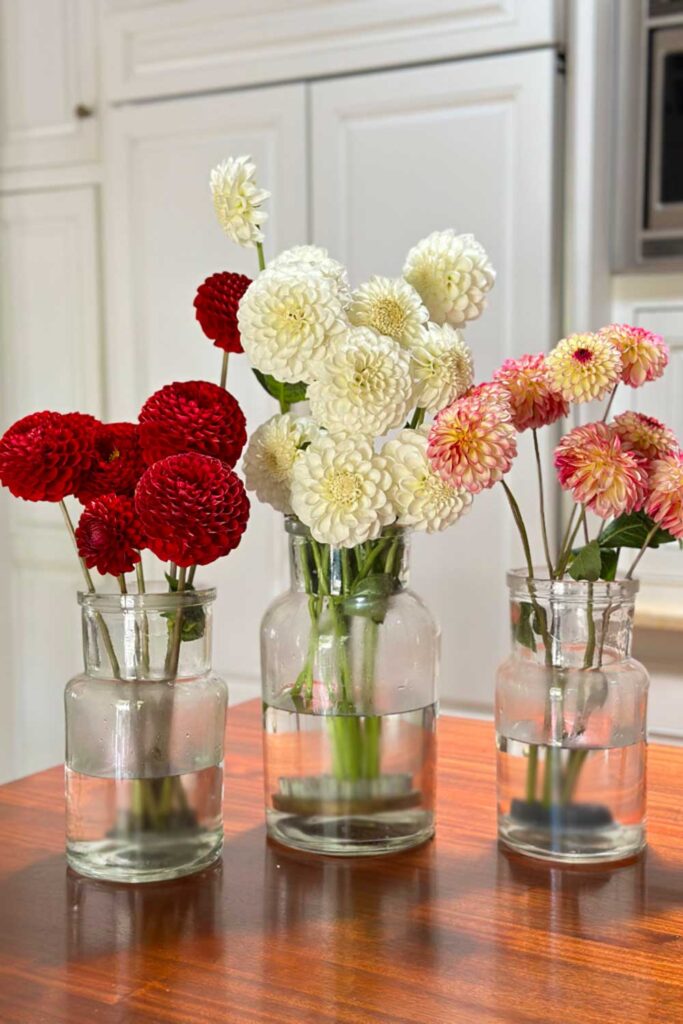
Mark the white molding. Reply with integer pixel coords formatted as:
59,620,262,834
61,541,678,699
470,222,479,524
102,0,564,103
0,163,102,194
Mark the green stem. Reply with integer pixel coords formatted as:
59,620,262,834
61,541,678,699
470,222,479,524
117,575,127,595
583,582,596,670
408,407,426,430
526,746,539,802
256,241,266,272
220,351,229,390
625,522,660,580
556,506,587,578
532,429,554,579
562,750,588,804
187,564,197,586
602,383,619,422
164,566,186,679
135,562,151,678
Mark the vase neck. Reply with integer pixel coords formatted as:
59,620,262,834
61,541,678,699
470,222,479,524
507,573,638,668
285,518,409,596
79,588,215,681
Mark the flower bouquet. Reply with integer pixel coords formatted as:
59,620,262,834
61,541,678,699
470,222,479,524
425,324,680,862
0,344,250,880
203,155,495,853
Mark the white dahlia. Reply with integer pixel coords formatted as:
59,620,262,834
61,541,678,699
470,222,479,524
348,276,428,348
383,427,472,533
291,434,394,547
269,245,351,303
403,229,495,327
210,155,270,248
307,327,414,437
237,268,347,383
410,322,474,413
242,413,318,514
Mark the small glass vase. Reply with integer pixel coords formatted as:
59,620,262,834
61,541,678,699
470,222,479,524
496,570,649,864
261,517,439,856
65,586,228,883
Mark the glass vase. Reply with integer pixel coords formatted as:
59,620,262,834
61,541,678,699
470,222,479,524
496,570,649,864
261,518,439,856
65,586,228,883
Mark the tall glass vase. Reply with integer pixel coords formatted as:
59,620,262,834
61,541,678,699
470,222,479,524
261,518,439,856
496,570,649,864
65,586,228,882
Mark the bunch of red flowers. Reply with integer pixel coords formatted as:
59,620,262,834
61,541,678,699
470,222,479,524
0,378,250,580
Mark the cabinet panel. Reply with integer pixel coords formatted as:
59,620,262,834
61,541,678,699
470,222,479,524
0,187,103,781
103,83,308,697
0,0,98,169
102,0,563,102
312,51,561,714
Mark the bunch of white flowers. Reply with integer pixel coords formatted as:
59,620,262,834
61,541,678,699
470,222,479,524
209,155,495,547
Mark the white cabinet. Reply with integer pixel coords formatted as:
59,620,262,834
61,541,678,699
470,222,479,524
0,187,103,781
312,50,561,713
0,0,98,170
102,0,563,103
103,83,308,699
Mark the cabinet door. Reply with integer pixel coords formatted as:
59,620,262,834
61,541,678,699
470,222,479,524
0,0,98,169
312,51,561,714
103,83,307,702
0,187,103,781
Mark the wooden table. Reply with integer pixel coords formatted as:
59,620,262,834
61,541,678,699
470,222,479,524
1,700,682,1023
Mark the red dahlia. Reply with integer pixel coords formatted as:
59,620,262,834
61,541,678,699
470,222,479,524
193,271,252,353
138,380,247,468
76,494,145,576
76,422,145,503
0,410,99,502
135,453,250,567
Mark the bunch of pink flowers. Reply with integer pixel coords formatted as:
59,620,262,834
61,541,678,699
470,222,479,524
426,323,682,581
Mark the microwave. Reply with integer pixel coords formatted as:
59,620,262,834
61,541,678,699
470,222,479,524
613,1,683,267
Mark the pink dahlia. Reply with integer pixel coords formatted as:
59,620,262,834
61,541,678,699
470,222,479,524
427,385,517,493
598,323,669,388
546,333,622,403
554,422,649,519
644,451,683,540
493,353,568,431
612,411,678,463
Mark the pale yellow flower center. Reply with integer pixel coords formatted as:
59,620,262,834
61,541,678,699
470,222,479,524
368,297,407,338
323,470,363,510
415,471,453,508
351,358,385,397
263,439,296,480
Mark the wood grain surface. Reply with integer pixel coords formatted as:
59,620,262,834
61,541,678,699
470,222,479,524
0,699,682,1024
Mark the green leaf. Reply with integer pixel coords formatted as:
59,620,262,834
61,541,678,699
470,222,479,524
350,573,395,599
345,573,395,623
598,511,677,550
162,573,206,642
252,369,307,410
599,547,619,581
514,602,536,652
568,540,602,582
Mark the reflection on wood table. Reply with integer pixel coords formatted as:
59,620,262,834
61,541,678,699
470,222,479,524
0,699,682,1023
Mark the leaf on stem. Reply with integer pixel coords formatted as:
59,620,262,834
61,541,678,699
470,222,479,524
252,369,307,410
568,540,602,582
598,511,677,550
514,602,537,652
345,573,395,623
163,572,206,641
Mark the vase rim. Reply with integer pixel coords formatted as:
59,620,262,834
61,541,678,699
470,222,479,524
79,584,216,612
507,567,639,599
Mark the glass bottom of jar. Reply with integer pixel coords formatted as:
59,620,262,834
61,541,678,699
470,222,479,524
66,827,223,883
266,806,434,856
498,809,646,864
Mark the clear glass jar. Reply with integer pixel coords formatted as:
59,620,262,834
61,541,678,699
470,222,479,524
496,570,649,864
261,518,439,856
65,586,228,883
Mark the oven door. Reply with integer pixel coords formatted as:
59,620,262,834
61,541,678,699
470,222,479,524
647,25,683,231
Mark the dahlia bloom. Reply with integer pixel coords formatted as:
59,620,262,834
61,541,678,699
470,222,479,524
383,427,472,533
76,422,145,503
613,411,679,462
135,453,250,567
427,386,517,493
237,267,347,383
290,435,394,547
210,155,270,247
269,245,350,303
0,410,98,502
554,422,649,519
193,271,252,353
598,323,669,388
403,229,496,327
546,333,622,403
645,451,683,539
242,413,319,514
76,494,144,576
409,322,474,413
307,328,414,437
138,380,246,468
348,276,428,348
493,353,568,431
